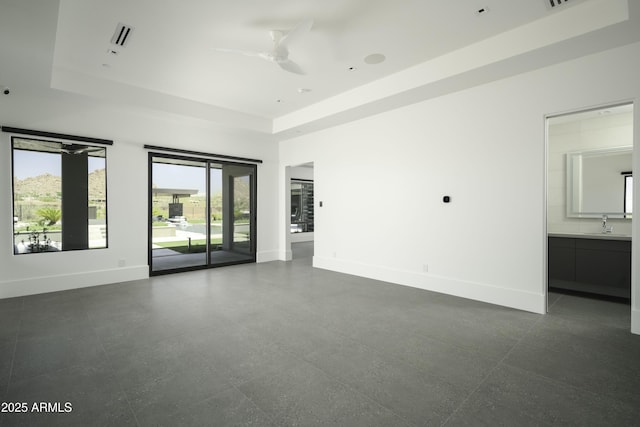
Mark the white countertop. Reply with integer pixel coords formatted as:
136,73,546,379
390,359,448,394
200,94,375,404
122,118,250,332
548,232,631,241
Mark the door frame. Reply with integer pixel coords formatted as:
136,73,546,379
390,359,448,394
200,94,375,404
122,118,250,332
148,151,257,275
544,101,635,329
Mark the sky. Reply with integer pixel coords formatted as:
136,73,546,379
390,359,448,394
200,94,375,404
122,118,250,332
13,150,60,179
13,150,104,180
152,163,222,194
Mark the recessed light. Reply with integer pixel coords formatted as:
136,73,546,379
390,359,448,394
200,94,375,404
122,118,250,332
364,53,386,65
297,88,311,94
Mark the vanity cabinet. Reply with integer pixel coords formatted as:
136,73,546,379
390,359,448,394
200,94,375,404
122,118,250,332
548,236,631,299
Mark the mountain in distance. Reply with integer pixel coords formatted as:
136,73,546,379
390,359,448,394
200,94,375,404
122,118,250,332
13,169,106,199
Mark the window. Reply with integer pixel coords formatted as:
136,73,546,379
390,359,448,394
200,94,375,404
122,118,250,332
624,173,633,216
12,137,108,254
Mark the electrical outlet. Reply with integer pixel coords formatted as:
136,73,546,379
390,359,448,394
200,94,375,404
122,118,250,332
118,259,126,267
333,251,337,258
422,264,428,273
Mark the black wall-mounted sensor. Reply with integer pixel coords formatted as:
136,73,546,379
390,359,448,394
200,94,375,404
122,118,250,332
443,196,451,203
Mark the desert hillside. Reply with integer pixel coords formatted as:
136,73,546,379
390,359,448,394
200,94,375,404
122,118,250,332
13,169,106,199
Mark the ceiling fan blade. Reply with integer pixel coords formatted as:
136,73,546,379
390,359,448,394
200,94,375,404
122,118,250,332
213,47,263,58
278,59,305,75
273,44,289,59
214,19,313,74
278,19,313,49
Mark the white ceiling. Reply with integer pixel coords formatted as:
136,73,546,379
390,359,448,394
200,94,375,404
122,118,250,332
52,0,553,119
2,0,639,137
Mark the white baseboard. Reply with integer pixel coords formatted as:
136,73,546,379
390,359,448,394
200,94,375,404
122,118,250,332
0,265,149,299
270,250,292,261
632,308,640,335
313,256,546,314
257,250,281,263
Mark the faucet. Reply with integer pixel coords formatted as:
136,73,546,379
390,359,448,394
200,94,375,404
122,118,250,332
602,214,613,233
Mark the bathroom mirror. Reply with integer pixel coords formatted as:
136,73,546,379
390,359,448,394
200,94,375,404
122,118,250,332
566,146,632,218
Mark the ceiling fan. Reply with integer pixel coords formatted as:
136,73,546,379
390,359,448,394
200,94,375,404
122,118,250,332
215,19,313,75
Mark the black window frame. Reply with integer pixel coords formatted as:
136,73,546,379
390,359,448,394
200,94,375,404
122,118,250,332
623,172,633,217
10,134,110,254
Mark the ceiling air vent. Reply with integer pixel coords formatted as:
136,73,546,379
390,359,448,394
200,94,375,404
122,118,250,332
110,23,134,47
546,0,587,11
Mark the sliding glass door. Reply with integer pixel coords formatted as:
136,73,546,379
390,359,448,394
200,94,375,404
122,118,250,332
208,163,255,266
150,154,256,274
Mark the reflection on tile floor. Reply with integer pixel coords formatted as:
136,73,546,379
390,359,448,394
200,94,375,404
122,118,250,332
151,249,254,272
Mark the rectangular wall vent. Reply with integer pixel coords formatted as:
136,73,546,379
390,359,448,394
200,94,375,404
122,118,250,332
548,0,570,7
110,23,134,47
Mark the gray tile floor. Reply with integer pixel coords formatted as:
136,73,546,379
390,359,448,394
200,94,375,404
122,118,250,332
1,243,639,426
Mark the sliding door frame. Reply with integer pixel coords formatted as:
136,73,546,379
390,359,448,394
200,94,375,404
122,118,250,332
148,151,257,276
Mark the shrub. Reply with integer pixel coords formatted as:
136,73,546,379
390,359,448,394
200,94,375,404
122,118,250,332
36,207,61,226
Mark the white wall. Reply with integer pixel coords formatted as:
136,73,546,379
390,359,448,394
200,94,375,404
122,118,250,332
0,94,278,299
548,111,633,235
290,166,314,181
280,41,640,325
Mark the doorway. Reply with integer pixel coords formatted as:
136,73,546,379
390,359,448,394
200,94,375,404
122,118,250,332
546,103,633,307
287,163,315,261
149,153,256,274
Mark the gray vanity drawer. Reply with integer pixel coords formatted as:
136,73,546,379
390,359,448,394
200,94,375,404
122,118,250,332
574,238,631,253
